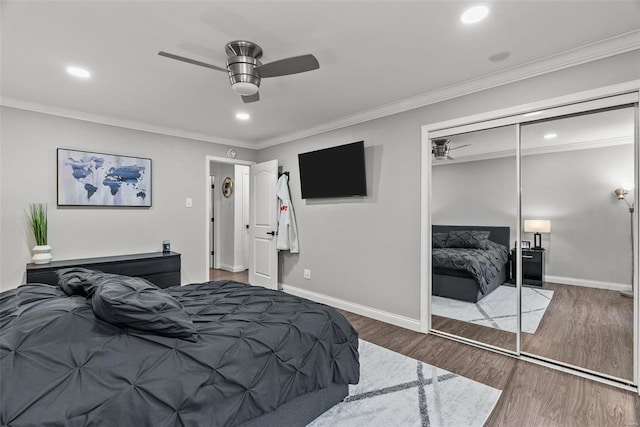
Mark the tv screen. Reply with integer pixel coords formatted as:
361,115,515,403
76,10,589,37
298,141,367,199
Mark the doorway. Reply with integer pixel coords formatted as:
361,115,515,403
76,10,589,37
206,156,253,281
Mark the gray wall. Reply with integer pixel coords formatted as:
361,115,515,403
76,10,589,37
257,50,640,320
0,107,256,291
433,145,634,285
522,145,634,285
432,156,518,245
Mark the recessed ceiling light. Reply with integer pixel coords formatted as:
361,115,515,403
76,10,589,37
66,66,91,78
543,133,558,139
461,5,489,24
235,112,250,121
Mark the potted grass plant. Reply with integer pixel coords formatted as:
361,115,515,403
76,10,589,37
27,203,52,264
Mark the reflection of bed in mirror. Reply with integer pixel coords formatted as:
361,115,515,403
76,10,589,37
432,225,510,303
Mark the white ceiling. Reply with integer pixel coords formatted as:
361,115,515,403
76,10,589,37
2,1,639,149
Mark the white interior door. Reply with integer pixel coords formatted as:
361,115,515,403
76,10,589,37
249,160,278,289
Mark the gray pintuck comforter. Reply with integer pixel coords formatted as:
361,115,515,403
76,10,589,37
0,276,360,427
432,240,509,294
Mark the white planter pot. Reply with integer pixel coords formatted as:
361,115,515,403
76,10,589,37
32,245,52,264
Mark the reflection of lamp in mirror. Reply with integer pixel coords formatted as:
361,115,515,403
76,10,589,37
614,183,634,298
524,220,551,250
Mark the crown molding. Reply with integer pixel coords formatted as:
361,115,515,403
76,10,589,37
2,31,639,152
0,96,255,150
255,30,640,149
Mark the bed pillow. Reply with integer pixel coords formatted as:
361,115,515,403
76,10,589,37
432,233,448,248
90,274,198,342
57,267,102,297
445,230,491,249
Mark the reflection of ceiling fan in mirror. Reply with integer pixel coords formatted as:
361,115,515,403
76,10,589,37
431,138,471,160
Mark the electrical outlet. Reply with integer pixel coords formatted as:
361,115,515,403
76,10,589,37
303,269,311,280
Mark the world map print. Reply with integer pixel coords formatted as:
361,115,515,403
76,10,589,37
58,149,151,206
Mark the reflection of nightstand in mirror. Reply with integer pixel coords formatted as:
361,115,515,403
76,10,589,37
511,249,545,287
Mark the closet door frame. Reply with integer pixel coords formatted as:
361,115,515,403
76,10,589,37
420,80,640,391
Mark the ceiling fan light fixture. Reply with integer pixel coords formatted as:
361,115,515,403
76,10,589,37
232,82,259,96
432,139,449,160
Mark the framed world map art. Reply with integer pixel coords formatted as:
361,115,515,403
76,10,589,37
57,149,152,207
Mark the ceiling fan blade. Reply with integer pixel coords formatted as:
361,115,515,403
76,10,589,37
256,54,319,78
242,92,260,103
449,144,471,151
158,51,228,72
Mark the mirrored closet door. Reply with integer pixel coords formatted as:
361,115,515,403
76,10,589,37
520,105,636,382
426,91,638,386
430,125,518,352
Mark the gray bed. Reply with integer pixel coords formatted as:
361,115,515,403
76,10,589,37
0,269,360,426
432,225,511,303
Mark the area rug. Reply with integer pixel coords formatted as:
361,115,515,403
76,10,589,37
431,285,554,334
309,340,501,427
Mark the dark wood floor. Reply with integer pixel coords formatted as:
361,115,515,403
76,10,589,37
432,315,517,352
522,282,634,381
209,268,248,282
342,309,640,426
433,282,634,381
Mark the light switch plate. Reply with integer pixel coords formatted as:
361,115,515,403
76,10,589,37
186,198,193,208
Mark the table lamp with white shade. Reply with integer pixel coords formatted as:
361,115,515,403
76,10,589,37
524,220,551,250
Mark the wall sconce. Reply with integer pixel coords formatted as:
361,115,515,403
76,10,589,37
524,219,551,250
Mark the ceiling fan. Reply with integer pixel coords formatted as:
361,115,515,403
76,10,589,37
158,40,319,103
431,138,471,160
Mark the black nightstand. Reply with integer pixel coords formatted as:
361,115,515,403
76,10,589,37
511,249,545,287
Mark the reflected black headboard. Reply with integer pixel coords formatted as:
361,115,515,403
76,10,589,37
432,225,511,250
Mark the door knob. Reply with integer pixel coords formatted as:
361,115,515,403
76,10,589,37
266,231,275,236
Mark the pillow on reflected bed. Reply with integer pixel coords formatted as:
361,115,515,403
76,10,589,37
90,274,198,342
432,232,448,248
445,230,491,249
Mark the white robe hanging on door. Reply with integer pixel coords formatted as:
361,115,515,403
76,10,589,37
276,174,299,253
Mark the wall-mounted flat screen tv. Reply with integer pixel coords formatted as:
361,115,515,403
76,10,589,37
298,141,367,199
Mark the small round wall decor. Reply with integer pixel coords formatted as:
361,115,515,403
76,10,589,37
222,177,233,198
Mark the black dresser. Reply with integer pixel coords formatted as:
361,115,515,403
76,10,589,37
26,252,181,289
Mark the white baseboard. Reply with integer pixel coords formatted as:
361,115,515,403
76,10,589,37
281,283,421,332
219,263,246,273
546,275,632,292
